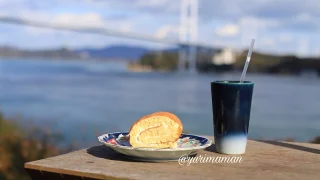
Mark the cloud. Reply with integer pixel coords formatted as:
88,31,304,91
86,0,320,43
287,13,319,31
12,11,135,35
197,0,320,35
134,0,173,9
129,0,320,34
1,0,320,56
61,0,177,23
279,34,293,43
14,10,52,22
87,0,179,14
5,0,320,33
215,24,239,37
117,22,134,33
24,27,63,36
238,16,279,30
199,0,320,20
155,25,179,39
261,38,275,46
4,0,320,32
51,13,105,28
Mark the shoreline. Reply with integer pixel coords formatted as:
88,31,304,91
1,57,319,77
126,62,172,73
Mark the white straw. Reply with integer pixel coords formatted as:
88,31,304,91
240,39,255,83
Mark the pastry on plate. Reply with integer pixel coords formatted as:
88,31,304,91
129,112,183,148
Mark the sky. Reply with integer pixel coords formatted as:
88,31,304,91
0,0,320,57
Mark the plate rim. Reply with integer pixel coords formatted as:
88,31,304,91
97,131,212,151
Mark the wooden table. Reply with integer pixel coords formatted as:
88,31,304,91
24,137,320,180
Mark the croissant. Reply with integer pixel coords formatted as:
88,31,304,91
129,112,183,148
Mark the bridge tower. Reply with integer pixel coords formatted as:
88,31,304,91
179,0,198,72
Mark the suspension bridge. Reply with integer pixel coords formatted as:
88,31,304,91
0,0,213,72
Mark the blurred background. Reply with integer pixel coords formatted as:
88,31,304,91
0,0,320,179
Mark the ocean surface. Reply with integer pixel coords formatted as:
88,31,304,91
0,58,319,148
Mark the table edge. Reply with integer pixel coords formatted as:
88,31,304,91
24,163,132,180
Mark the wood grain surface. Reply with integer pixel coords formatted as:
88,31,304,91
25,137,320,180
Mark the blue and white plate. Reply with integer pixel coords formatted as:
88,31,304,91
97,132,212,162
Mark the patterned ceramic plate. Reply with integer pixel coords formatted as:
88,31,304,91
97,132,212,162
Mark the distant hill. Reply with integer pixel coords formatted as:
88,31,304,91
76,45,151,61
235,51,320,73
0,44,217,62
0,45,154,61
0,46,82,60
